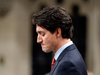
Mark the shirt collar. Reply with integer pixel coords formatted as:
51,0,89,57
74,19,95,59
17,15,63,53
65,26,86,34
54,41,73,60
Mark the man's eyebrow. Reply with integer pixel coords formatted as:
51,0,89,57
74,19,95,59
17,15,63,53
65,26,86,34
36,31,44,33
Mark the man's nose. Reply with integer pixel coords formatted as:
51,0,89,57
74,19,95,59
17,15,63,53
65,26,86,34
37,36,42,43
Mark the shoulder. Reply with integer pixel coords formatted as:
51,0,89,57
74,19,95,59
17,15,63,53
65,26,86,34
56,48,87,75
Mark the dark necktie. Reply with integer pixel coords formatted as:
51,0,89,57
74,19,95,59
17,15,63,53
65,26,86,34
51,58,56,69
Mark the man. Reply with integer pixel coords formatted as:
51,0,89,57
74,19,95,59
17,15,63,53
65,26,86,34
32,6,87,75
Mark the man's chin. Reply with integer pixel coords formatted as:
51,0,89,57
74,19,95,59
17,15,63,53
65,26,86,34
42,49,51,53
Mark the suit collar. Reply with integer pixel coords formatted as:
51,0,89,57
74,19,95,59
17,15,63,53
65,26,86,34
54,41,73,60
57,44,76,62
50,44,76,75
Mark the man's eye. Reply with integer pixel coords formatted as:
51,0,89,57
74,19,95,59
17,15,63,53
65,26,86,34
41,34,45,36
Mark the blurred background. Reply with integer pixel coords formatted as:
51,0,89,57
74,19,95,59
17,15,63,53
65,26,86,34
0,0,100,75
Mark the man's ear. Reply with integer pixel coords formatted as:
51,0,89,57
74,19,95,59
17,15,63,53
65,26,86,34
56,28,62,38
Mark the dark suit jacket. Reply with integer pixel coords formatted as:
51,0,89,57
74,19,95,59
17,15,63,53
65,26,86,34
49,44,87,75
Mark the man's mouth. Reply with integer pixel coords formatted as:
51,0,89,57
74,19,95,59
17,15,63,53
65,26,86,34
41,44,45,47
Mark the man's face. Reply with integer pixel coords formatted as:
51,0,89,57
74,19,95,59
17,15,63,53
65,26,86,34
36,25,58,53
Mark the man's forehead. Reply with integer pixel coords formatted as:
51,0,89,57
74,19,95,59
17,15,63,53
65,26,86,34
36,25,46,32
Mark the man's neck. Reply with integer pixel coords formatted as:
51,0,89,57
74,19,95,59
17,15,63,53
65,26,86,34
54,38,71,53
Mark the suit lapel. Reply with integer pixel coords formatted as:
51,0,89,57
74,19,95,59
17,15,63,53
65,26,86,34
49,44,76,75
49,60,59,75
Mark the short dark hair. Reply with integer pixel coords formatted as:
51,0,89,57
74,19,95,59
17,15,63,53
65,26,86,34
32,6,74,38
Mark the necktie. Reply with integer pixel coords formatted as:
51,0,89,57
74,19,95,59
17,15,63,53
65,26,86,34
51,58,56,69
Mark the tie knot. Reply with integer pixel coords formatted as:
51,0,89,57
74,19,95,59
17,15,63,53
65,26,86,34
51,58,56,69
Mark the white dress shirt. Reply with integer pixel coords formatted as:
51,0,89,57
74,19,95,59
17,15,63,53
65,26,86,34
54,41,73,60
